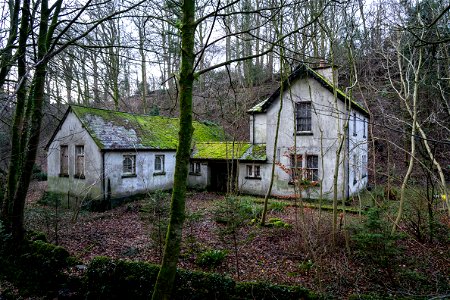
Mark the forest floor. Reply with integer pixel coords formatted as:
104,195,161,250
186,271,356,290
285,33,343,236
21,182,450,298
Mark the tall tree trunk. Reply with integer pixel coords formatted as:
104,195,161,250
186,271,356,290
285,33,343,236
2,0,30,226
151,0,196,298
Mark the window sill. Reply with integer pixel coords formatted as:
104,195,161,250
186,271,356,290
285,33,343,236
58,173,69,178
153,172,166,176
189,172,201,176
295,131,313,136
122,174,137,178
245,176,261,180
74,174,85,179
288,180,320,187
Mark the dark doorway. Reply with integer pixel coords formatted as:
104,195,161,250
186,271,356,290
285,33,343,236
208,161,237,193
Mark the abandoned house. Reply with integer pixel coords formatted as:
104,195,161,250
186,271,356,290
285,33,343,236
46,64,369,202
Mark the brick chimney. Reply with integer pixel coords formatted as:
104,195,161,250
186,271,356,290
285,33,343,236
313,60,339,83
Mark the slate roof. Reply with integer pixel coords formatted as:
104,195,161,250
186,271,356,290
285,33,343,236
248,64,370,117
47,105,226,150
192,142,266,161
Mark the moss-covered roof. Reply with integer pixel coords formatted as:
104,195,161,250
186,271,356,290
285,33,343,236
70,105,226,150
247,64,369,117
192,142,266,161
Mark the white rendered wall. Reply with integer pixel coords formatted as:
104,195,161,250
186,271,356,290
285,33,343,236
47,111,103,199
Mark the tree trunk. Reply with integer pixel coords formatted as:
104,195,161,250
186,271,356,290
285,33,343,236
151,0,196,298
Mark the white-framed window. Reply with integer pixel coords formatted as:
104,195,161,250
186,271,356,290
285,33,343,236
305,155,318,182
155,155,165,172
362,154,367,178
75,145,85,179
60,145,69,176
290,154,303,182
190,161,201,174
353,154,358,185
123,155,136,176
363,118,366,138
246,164,261,178
295,102,312,132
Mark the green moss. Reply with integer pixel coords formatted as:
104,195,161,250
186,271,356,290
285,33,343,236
247,98,270,113
86,256,317,299
241,144,266,160
192,142,251,160
71,105,226,150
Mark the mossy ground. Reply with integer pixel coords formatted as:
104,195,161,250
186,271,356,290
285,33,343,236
17,186,450,299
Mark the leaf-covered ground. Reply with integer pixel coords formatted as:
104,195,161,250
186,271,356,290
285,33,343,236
23,183,450,298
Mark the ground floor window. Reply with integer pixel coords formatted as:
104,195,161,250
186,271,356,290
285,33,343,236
123,155,136,177
305,155,318,182
154,155,165,174
246,164,261,179
60,145,69,176
190,161,201,174
290,154,319,183
290,154,303,182
75,145,85,179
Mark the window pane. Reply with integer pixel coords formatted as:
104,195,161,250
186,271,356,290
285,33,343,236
306,155,318,181
255,166,260,177
195,163,201,173
123,155,135,174
60,145,68,175
155,155,164,171
75,146,84,176
247,165,252,176
296,102,312,131
290,154,302,181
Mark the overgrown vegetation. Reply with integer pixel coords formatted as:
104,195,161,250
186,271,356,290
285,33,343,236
11,188,450,298
140,190,170,261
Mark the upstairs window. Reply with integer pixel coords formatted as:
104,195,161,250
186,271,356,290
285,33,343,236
75,145,85,179
123,155,136,177
353,113,357,136
305,155,319,182
60,145,69,176
154,155,165,174
295,102,312,132
190,161,201,174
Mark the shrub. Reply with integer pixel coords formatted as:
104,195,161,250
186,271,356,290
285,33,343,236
233,282,316,300
267,217,292,228
141,190,170,260
31,164,47,181
0,239,76,298
85,257,235,300
196,249,227,268
85,257,316,300
268,201,287,212
0,220,11,254
350,207,401,268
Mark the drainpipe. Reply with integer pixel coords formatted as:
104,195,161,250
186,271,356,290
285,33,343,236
102,150,105,201
346,120,350,200
252,113,255,145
